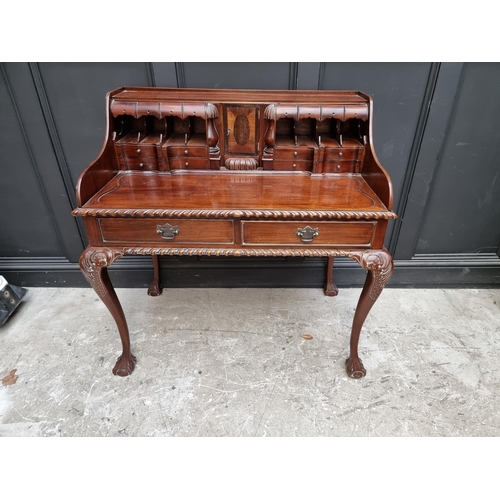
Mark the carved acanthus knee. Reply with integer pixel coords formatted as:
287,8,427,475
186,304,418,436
79,248,123,298
349,249,394,300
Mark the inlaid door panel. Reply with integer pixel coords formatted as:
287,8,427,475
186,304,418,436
225,105,258,155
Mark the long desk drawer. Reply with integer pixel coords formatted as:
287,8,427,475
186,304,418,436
242,221,375,247
98,219,235,244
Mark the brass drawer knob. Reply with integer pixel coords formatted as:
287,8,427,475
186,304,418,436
139,163,144,168
292,163,297,168
296,226,319,242
338,151,343,157
185,150,188,155
156,223,180,240
136,148,141,153
185,162,189,167
294,151,298,156
337,165,341,170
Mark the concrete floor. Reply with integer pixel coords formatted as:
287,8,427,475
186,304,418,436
0,286,499,437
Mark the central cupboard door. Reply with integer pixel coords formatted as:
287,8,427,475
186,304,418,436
225,105,258,155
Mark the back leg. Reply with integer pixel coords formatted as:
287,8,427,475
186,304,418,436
147,254,163,296
324,256,339,297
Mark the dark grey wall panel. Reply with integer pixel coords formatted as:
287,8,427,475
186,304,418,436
0,65,63,257
394,63,465,260
416,63,500,255
37,63,151,188
183,62,292,89
1,62,499,287
297,62,321,90
151,63,177,87
2,63,84,261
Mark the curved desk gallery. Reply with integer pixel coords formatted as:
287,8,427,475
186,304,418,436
72,87,396,379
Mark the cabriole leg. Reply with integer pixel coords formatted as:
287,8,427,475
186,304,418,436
79,247,136,376
324,256,339,297
147,254,163,296
346,249,394,378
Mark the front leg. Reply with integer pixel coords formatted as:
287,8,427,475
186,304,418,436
79,247,136,376
346,249,394,378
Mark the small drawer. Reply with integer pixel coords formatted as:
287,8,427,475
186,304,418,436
99,218,235,245
274,148,314,161
169,157,210,170
120,144,157,157
111,100,137,118
344,105,368,120
323,147,360,162
136,102,161,118
242,221,375,247
273,160,313,172
165,146,208,158
322,160,360,174
123,156,159,171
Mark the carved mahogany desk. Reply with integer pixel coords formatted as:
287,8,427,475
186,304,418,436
72,87,396,379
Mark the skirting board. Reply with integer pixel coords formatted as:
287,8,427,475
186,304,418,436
1,256,500,288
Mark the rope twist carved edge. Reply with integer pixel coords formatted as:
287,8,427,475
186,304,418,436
124,248,351,257
72,208,396,220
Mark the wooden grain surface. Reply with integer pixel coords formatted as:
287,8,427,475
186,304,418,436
82,171,390,213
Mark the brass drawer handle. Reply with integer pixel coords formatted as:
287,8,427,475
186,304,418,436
156,223,180,240
296,226,319,242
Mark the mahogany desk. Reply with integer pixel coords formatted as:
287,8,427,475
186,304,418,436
72,87,396,379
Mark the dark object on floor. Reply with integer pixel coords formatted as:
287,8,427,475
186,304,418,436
0,276,28,326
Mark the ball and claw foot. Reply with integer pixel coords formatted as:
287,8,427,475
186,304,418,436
324,282,339,297
147,280,163,297
112,353,137,377
346,357,366,379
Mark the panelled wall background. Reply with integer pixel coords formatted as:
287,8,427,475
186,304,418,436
1,62,499,288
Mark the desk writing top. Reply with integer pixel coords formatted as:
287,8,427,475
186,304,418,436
74,171,395,219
